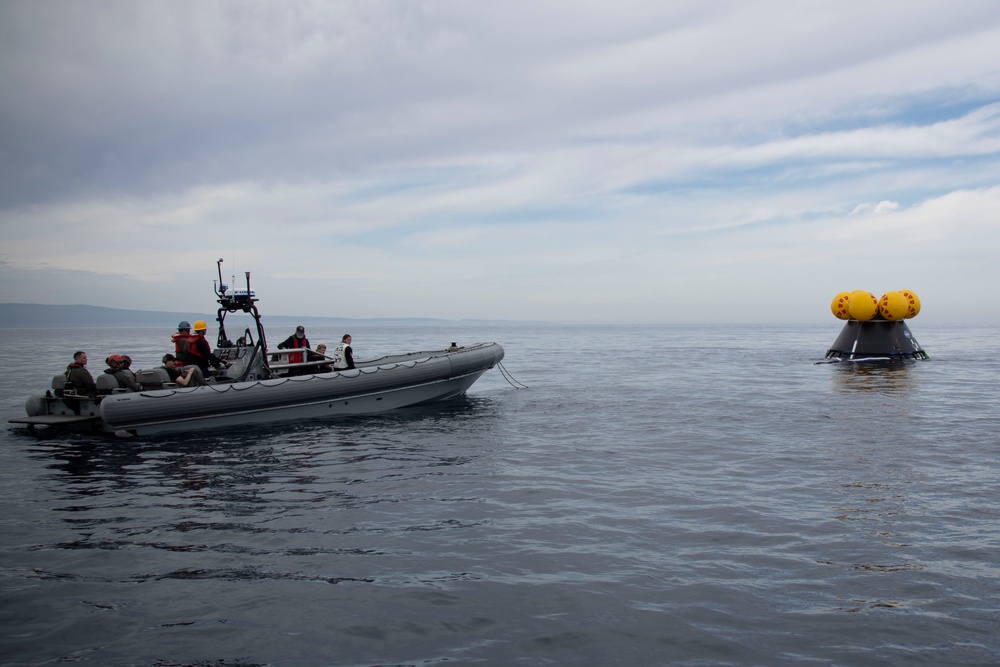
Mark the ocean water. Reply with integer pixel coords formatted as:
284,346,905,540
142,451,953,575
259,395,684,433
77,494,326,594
1,323,999,666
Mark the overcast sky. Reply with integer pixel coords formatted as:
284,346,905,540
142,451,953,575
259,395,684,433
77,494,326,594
2,1,999,324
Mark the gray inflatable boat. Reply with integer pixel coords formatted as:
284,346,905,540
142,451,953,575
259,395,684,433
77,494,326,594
11,262,504,436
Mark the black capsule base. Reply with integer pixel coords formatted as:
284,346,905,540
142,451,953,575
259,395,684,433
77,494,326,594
825,319,929,360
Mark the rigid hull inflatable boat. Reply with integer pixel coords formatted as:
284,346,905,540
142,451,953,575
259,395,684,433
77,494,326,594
11,262,504,436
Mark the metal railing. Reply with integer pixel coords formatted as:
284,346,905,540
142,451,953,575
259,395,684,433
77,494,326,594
268,349,335,374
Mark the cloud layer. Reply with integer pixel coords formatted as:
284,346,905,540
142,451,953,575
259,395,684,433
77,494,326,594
2,1,999,323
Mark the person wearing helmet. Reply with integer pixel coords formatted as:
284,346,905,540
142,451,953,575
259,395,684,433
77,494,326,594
171,320,194,360
185,320,226,376
103,354,141,391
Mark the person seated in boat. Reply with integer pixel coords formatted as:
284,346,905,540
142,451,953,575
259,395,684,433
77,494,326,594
277,325,310,374
161,354,206,387
64,350,97,397
332,334,355,371
308,343,333,373
104,354,141,391
181,320,227,377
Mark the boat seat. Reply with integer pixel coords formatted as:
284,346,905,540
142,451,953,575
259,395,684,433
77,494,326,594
95,374,120,395
136,367,172,390
52,374,70,397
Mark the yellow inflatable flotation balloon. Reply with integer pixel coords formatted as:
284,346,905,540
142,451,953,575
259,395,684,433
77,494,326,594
831,292,852,320
847,290,878,321
878,291,909,321
899,289,921,318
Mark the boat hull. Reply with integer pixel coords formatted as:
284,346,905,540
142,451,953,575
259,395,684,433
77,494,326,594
15,343,504,436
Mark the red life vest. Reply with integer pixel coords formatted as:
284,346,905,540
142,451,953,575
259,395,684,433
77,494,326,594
187,334,206,359
172,332,203,360
288,337,308,364
171,332,185,355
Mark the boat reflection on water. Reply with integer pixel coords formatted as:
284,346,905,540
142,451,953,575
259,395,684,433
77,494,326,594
27,393,505,491
830,359,919,395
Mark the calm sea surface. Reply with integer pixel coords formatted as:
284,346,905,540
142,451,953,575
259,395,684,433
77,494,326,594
1,323,998,666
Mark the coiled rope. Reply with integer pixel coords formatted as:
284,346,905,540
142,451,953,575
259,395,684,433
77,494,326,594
497,361,528,389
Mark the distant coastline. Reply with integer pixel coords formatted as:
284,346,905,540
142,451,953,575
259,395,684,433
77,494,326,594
0,303,534,329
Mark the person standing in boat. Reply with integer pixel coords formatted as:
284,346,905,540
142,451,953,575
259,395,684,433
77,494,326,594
104,354,141,391
332,334,355,371
171,320,194,360
277,326,310,362
183,320,226,376
277,325,310,375
65,350,97,397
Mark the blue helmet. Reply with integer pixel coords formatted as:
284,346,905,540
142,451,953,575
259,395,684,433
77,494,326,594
178,320,191,331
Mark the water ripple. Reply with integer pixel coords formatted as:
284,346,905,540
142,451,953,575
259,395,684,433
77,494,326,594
2,325,1000,665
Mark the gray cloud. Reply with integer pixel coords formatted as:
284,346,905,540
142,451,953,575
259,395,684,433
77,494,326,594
2,1,1000,322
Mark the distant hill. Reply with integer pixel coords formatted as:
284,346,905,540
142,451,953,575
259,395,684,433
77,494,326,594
0,303,531,329
0,303,200,329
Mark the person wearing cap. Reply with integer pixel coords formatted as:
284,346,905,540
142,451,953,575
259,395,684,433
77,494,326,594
104,354,141,391
277,326,311,373
161,354,206,387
